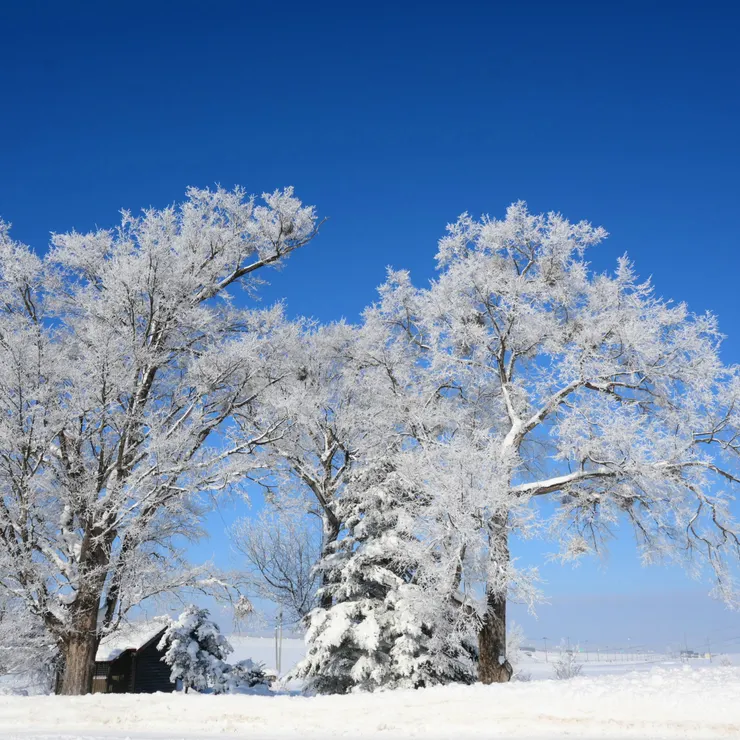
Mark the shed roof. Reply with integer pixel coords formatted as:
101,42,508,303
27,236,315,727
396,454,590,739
96,621,167,662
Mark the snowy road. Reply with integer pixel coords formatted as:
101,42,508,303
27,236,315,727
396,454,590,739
0,736,655,740
2,666,740,739
0,735,653,740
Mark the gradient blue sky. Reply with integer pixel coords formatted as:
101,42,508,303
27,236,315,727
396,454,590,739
1,1,739,649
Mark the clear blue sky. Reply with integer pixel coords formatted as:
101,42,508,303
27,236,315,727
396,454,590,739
2,1,739,649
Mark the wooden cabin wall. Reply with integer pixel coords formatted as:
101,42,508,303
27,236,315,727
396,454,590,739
132,639,175,693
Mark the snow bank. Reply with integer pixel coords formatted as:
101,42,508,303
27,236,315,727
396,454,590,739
2,666,740,738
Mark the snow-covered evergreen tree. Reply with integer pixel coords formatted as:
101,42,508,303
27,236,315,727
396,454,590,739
226,659,270,691
158,606,233,693
293,457,476,693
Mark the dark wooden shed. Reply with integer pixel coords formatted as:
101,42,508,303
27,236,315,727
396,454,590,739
92,622,176,694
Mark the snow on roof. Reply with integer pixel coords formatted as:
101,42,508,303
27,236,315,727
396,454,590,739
95,620,168,663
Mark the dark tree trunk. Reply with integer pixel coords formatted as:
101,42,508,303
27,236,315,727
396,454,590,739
58,595,100,695
478,590,512,683
477,514,512,684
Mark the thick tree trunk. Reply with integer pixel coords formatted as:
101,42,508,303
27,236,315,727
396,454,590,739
58,534,112,696
58,595,100,695
477,590,512,683
478,514,512,684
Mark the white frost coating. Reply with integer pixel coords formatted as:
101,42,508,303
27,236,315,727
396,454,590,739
231,202,740,692
5,195,740,696
0,189,318,683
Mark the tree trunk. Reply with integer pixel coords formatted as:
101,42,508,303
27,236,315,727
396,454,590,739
478,590,512,683
58,534,112,696
478,514,512,684
58,595,100,695
319,514,340,609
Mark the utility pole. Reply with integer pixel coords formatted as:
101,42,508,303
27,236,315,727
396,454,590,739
543,637,549,663
707,637,712,663
278,607,283,675
274,607,284,676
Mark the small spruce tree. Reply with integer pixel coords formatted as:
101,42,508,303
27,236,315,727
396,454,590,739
158,605,233,693
227,659,270,692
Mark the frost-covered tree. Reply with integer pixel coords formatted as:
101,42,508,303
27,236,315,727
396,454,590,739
0,187,318,694
293,456,477,693
230,504,321,624
374,202,740,683
0,596,59,693
237,322,400,610
278,300,495,693
158,605,233,693
506,622,528,681
553,649,582,680
235,316,479,692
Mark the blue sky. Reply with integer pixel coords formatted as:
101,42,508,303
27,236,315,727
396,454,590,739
1,1,739,647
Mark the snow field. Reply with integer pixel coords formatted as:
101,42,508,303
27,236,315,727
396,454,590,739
228,636,306,676
226,636,724,683
1,666,740,739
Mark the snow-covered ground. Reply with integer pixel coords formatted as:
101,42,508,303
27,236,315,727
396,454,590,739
514,649,737,681
2,662,740,738
3,643,740,739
